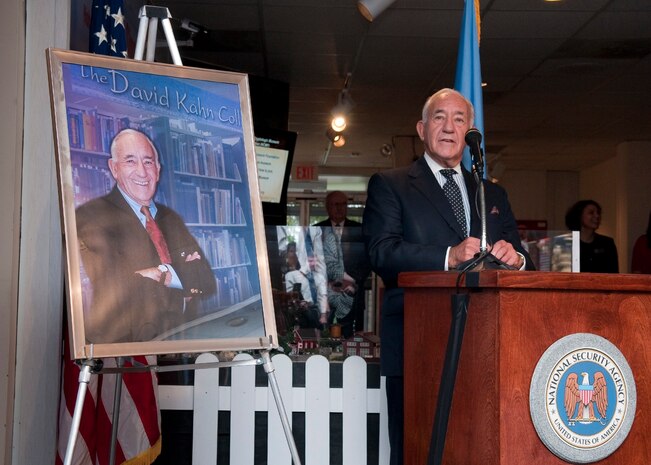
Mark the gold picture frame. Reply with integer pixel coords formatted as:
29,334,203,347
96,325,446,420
47,48,277,359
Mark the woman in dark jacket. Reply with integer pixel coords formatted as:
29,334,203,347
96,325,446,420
565,199,618,273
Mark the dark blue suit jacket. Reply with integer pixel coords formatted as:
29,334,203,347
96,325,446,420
363,155,534,376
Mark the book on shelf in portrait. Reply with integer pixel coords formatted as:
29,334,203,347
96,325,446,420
81,110,97,152
196,188,216,225
174,180,201,224
67,105,125,153
177,265,254,312
72,163,113,206
67,108,84,149
212,266,253,307
212,187,231,225
218,230,234,268
191,228,252,270
97,113,117,152
165,126,226,178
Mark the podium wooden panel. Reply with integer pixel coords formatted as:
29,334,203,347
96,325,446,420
399,270,651,465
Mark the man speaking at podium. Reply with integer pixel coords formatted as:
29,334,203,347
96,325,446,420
363,88,534,465
76,128,216,344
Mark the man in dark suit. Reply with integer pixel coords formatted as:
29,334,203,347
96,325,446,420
76,128,216,344
362,88,534,465
315,191,371,337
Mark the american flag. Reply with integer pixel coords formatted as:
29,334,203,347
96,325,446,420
56,2,162,463
89,0,128,57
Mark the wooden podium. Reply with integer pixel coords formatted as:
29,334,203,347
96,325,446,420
399,270,651,465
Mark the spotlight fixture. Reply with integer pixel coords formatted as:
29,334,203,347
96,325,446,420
326,75,354,148
326,128,346,147
331,114,347,132
357,0,396,22
380,143,394,158
330,88,354,132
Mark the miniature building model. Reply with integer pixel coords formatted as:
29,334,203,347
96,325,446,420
343,333,380,358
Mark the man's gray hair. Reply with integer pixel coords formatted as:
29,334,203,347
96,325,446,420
420,88,475,127
109,128,160,166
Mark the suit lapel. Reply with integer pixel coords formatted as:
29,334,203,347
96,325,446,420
409,156,466,240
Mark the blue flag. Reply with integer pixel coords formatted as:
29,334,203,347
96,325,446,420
454,0,485,174
89,0,128,57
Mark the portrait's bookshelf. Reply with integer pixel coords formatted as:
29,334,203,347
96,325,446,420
67,105,259,313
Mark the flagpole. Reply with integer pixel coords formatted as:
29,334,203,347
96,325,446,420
426,2,486,464
454,0,485,176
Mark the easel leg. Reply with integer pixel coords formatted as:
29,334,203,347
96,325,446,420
161,17,183,65
63,359,99,465
134,13,149,60
145,17,158,62
261,350,303,465
108,357,125,465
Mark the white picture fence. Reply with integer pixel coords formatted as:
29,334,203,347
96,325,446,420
158,352,391,465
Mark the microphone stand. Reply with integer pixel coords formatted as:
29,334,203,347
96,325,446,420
427,149,515,465
461,154,516,271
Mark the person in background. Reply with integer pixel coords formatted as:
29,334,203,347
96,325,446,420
565,199,619,273
363,88,534,465
631,210,651,274
314,191,371,338
281,241,323,328
277,225,329,326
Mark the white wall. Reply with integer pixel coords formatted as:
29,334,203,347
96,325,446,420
497,169,579,231
579,144,651,273
0,1,24,462
10,1,70,464
580,157,618,239
499,170,547,222
545,171,580,231
615,142,651,272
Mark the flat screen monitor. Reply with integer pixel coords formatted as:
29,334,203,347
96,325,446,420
254,128,297,224
254,128,296,204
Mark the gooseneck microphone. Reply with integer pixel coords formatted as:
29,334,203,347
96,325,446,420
464,128,484,171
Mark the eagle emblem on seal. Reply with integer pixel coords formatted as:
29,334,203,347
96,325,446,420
564,371,608,426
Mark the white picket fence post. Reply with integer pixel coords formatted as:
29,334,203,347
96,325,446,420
158,353,391,465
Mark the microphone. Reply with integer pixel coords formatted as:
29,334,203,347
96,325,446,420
464,128,484,170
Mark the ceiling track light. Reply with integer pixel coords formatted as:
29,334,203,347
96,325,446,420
357,0,396,22
331,114,347,132
326,74,354,147
326,128,345,148
330,88,354,131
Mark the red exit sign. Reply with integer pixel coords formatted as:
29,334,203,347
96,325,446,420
294,165,318,180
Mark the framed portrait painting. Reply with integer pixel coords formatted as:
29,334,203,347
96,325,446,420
47,48,277,359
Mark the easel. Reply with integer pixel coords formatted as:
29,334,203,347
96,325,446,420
133,5,183,65
64,348,302,465
63,5,302,465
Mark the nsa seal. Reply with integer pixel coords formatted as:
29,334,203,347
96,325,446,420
529,333,636,463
